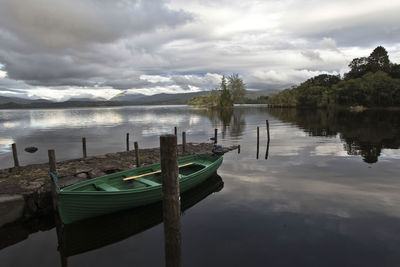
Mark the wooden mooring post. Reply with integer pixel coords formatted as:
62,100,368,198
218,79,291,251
256,126,260,159
134,141,140,167
82,137,87,158
11,143,19,168
126,133,130,151
265,138,270,160
182,131,186,153
160,134,182,267
174,126,177,136
214,128,218,144
265,120,271,160
266,120,270,141
238,144,241,154
48,149,68,267
48,149,58,211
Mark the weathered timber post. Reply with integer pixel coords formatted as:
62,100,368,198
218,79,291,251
134,141,140,167
48,149,58,211
48,148,68,267
256,127,260,159
214,128,218,144
82,137,87,158
160,134,182,267
126,133,130,151
174,126,177,136
182,131,186,153
266,120,270,141
238,144,241,154
11,143,19,167
265,139,270,160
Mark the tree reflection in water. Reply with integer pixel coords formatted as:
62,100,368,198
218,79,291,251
189,107,246,139
268,108,400,163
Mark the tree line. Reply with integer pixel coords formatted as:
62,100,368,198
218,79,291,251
268,46,400,108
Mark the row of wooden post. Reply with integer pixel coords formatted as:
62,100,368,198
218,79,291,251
11,126,195,169
256,120,271,159
173,126,188,153
12,135,143,169
83,135,142,166
10,122,256,169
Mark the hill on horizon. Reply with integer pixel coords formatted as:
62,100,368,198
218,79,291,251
0,89,280,108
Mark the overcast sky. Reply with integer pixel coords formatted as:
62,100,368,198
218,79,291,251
0,0,399,101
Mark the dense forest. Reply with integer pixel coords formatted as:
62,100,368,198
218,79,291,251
268,46,400,108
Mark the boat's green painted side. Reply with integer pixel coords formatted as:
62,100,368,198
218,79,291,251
57,153,223,224
61,174,224,257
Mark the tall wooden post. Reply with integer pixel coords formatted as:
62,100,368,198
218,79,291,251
238,144,241,154
256,127,260,159
126,133,130,151
48,149,58,211
182,131,186,153
48,149,68,267
160,135,181,267
174,126,177,136
82,137,87,158
11,143,19,167
265,139,270,160
214,128,218,144
134,141,140,167
266,120,270,141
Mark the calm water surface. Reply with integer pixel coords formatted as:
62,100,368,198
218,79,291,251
0,105,400,266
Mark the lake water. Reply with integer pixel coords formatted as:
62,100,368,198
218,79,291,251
1,105,400,266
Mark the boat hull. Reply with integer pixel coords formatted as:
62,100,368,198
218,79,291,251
57,154,223,224
61,174,224,257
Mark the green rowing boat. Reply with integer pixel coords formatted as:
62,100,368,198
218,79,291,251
51,153,223,224
59,174,224,257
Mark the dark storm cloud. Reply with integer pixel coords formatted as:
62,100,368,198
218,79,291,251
0,77,33,89
0,0,192,87
0,0,191,50
102,77,154,90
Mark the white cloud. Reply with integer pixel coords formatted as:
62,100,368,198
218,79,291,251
126,84,201,95
246,69,339,89
140,75,171,83
26,87,121,101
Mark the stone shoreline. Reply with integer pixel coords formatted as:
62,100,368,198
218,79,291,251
0,143,236,227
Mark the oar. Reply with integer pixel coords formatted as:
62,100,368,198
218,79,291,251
123,163,193,181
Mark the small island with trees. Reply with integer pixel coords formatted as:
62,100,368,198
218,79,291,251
188,74,247,107
267,46,400,108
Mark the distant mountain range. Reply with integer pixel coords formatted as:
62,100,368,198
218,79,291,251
0,96,52,105
109,91,210,104
245,89,281,99
0,89,278,109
